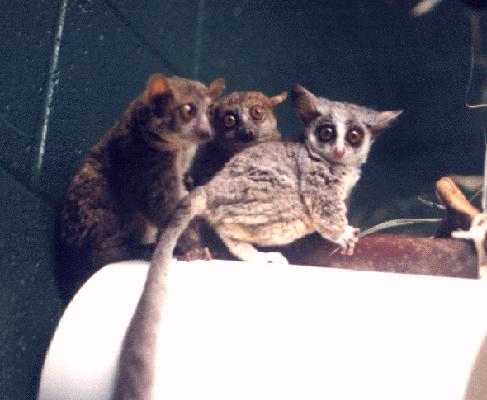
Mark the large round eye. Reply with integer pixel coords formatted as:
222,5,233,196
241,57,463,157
346,128,364,146
316,124,336,142
249,105,265,120
179,103,196,122
223,112,237,128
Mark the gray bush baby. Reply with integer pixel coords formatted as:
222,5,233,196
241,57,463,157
111,84,402,399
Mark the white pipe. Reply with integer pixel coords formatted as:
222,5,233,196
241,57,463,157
38,259,487,400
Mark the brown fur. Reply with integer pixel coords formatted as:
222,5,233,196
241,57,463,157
188,91,286,187
56,74,225,301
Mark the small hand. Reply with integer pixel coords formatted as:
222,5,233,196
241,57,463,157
336,225,360,256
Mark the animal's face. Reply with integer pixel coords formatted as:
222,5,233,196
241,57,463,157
142,74,225,151
210,91,287,154
292,84,401,166
305,100,376,166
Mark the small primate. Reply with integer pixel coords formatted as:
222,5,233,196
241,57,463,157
178,90,287,258
57,74,225,301
112,84,402,399
189,90,287,187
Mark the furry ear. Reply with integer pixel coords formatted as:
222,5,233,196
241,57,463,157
370,110,403,135
207,78,226,99
144,74,172,102
144,74,174,117
291,84,320,124
268,91,288,107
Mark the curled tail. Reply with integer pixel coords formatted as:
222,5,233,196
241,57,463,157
112,187,207,400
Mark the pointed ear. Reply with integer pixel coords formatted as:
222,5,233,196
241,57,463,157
144,74,174,117
144,74,172,102
291,84,320,124
267,91,288,107
370,110,403,135
208,78,226,99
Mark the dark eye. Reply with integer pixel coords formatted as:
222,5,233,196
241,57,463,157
249,105,265,120
316,124,336,142
179,103,196,122
346,128,364,146
223,113,237,128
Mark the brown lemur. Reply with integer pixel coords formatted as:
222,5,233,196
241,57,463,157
56,74,225,301
112,84,402,400
177,90,288,259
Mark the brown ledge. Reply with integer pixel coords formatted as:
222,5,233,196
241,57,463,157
279,233,477,279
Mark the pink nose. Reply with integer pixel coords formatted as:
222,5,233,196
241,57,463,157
333,148,345,159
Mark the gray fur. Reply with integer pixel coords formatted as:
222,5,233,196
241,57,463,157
112,85,401,398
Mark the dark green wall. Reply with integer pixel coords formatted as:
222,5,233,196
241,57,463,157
0,1,485,398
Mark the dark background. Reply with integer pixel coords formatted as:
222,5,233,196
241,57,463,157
1,1,486,398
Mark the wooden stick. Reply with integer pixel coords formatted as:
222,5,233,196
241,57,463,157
435,176,480,237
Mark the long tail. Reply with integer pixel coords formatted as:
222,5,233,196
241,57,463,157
152,187,207,270
112,187,207,400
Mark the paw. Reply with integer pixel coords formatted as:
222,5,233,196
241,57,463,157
247,251,289,265
336,225,360,256
451,230,470,240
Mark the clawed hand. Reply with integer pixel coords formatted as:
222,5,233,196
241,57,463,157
337,225,360,256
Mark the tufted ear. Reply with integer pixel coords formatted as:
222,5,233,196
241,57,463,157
291,84,320,124
268,91,288,107
370,110,403,135
207,78,226,99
